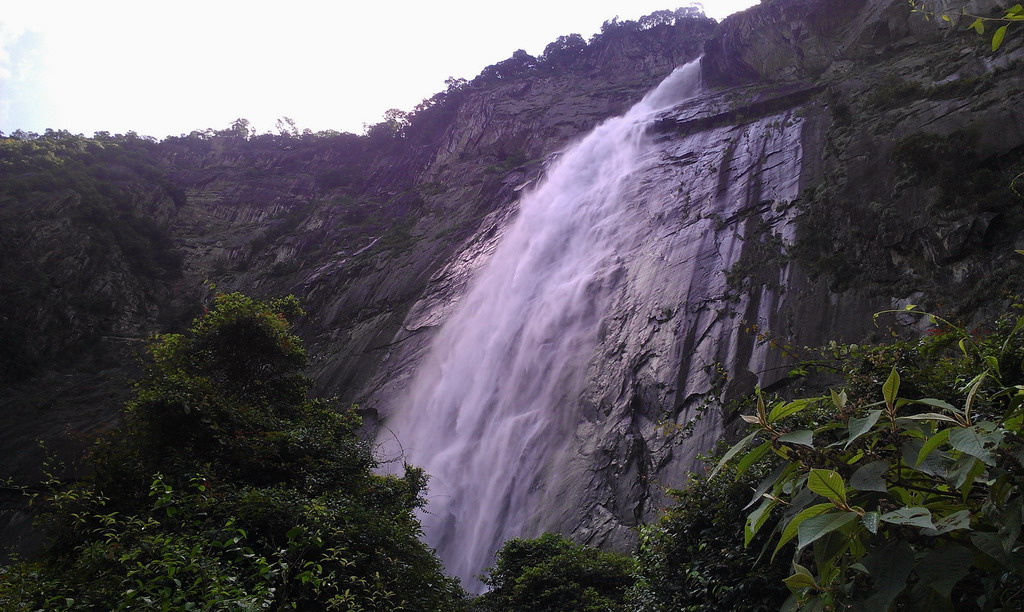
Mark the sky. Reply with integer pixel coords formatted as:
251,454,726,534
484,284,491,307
0,1,760,140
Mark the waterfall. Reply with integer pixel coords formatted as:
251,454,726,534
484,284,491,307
381,59,703,589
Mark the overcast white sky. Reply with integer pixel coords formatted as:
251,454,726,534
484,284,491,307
0,1,759,139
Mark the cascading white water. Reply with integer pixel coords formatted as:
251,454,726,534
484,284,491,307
381,60,702,589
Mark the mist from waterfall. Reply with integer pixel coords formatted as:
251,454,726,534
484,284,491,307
380,59,702,589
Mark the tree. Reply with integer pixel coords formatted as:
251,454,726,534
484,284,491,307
215,117,253,139
638,10,677,30
365,108,409,140
473,50,539,85
275,116,299,137
445,76,468,93
0,293,465,610
541,34,587,67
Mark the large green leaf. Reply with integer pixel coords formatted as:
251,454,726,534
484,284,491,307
850,460,889,493
774,503,834,557
993,24,1008,51
735,440,772,479
883,367,901,412
778,430,814,447
808,469,846,503
914,397,961,414
845,410,882,449
880,507,935,530
922,510,971,536
916,428,952,467
745,497,778,546
913,545,974,599
745,463,791,510
783,572,818,591
902,440,948,478
949,455,984,493
710,430,758,478
972,533,1015,569
863,541,915,610
896,413,960,425
796,511,858,550
949,426,1003,466
768,398,815,423
962,372,987,417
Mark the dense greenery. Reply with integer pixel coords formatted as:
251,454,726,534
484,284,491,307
474,533,636,612
707,298,1024,610
0,293,464,610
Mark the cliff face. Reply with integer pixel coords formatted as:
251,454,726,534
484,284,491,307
3,0,1024,566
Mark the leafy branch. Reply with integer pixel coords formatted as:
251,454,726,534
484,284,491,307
910,1,1024,50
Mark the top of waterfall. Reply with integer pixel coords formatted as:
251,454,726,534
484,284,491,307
633,58,703,117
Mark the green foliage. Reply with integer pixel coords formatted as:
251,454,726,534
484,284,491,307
715,301,1024,610
365,109,410,141
469,9,713,87
723,218,790,296
0,293,465,610
474,533,636,612
630,464,791,612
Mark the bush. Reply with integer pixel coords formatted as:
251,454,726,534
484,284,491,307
474,533,636,612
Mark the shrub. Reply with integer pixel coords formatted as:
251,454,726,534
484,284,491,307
474,533,636,612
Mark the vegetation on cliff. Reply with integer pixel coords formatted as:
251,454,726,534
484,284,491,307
0,131,185,383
